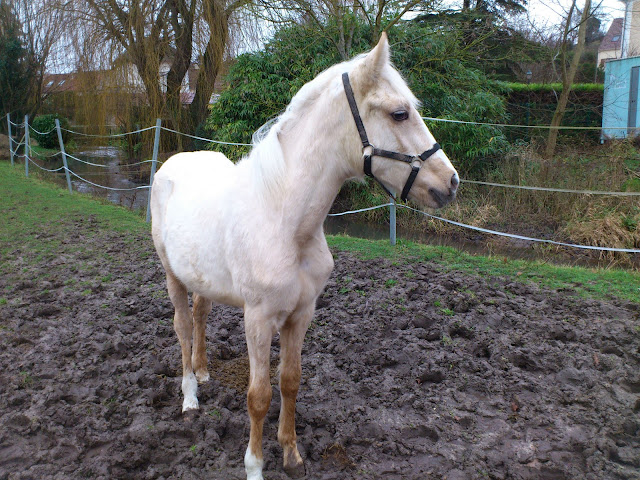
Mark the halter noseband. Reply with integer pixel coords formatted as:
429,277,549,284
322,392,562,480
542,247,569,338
342,72,441,202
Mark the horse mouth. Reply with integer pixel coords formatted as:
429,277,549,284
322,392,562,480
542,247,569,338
428,188,456,208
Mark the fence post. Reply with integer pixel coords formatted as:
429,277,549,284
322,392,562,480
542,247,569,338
146,118,162,222
55,118,73,193
389,197,397,246
24,115,30,177
7,114,14,166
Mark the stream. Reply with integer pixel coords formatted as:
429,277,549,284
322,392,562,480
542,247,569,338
38,145,150,211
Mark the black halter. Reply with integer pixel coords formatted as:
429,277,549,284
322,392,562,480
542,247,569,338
342,72,441,202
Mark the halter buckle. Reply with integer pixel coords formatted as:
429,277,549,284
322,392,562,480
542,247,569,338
363,145,374,178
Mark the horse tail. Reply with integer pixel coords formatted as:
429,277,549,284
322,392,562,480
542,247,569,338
150,169,175,271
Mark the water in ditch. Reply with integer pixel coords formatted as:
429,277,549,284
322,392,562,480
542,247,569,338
33,145,150,211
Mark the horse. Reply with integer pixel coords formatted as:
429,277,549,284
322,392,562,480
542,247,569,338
150,33,459,480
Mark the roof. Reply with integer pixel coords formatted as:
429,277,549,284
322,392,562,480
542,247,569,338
42,73,76,94
599,18,623,52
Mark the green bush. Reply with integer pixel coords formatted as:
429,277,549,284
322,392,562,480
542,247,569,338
203,22,370,160
203,20,508,174
31,114,70,149
389,25,509,174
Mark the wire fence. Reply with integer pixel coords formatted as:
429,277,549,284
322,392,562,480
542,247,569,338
4,113,640,254
420,116,631,131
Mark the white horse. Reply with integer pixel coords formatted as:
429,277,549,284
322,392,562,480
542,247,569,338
150,33,458,480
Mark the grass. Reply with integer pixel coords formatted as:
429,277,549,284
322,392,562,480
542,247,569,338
328,235,640,303
30,144,60,158
0,160,146,243
434,141,640,259
1,159,639,304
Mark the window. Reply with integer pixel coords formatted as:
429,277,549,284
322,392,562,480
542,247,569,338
612,35,620,42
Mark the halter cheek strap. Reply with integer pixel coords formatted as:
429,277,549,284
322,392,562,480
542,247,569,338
342,72,441,202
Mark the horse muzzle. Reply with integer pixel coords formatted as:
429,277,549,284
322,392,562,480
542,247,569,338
429,187,456,208
428,173,459,208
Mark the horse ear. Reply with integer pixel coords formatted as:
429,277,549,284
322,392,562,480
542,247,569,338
351,32,389,93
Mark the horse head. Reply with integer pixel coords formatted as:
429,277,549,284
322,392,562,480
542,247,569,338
345,33,459,209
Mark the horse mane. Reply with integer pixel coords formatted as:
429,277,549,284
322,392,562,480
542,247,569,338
238,53,419,200
237,60,349,201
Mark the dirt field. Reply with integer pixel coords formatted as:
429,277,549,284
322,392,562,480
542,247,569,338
1,213,639,480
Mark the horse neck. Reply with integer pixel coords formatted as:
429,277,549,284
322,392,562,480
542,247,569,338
262,103,361,242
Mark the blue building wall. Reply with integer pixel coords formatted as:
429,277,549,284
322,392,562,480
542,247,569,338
603,56,640,139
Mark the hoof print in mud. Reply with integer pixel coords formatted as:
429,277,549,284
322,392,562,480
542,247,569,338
417,369,445,385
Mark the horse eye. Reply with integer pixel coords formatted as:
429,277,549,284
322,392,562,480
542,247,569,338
392,110,409,121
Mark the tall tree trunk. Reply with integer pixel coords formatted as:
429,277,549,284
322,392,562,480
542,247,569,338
188,0,228,133
545,0,591,159
166,0,196,147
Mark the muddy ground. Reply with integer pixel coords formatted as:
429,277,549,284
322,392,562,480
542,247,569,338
0,214,639,480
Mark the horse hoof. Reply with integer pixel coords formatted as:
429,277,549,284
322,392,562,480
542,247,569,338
283,461,306,479
182,409,199,423
195,369,210,383
182,396,199,412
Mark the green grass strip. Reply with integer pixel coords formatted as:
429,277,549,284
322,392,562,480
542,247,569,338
327,236,640,303
0,161,147,250
2,160,638,304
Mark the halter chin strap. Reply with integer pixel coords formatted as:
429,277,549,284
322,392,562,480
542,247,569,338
342,72,441,202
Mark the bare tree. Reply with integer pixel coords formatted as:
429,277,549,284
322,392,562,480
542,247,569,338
544,0,593,158
64,0,253,138
255,0,433,60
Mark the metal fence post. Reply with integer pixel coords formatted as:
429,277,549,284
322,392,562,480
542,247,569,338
389,197,397,246
55,119,73,193
7,114,14,166
146,118,162,222
24,115,30,177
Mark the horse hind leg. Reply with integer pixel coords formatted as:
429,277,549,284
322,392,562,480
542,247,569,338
192,293,212,383
166,271,199,412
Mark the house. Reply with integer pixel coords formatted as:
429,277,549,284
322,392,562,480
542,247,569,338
42,73,77,95
598,0,640,67
42,54,226,125
41,70,119,125
598,17,623,67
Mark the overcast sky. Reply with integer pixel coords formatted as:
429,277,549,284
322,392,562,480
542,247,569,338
527,0,626,31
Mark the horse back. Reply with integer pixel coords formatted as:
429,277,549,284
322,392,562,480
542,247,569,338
150,151,242,301
154,151,235,187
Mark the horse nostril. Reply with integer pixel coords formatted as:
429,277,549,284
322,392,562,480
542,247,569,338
451,173,459,190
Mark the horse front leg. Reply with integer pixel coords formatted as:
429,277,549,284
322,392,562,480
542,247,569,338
244,308,276,480
278,303,314,478
166,272,198,412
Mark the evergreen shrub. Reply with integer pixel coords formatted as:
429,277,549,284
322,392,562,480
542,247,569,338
31,114,70,149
